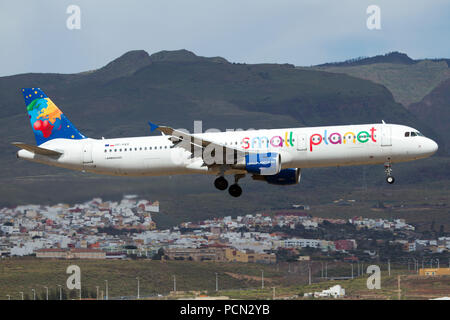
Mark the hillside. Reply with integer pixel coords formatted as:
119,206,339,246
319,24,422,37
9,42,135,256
0,49,448,228
309,52,450,107
409,78,450,153
1,49,436,176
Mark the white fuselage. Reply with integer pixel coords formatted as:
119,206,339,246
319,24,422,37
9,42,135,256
17,123,438,177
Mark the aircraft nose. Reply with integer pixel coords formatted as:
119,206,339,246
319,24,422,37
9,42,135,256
426,138,438,155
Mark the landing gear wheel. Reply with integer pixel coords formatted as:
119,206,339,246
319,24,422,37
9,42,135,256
214,176,228,190
386,176,395,184
384,159,395,185
228,184,242,197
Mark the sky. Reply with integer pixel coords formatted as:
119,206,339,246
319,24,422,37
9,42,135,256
0,0,449,76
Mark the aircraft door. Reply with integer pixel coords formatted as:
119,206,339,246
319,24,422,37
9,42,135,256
296,134,307,151
381,125,392,146
82,142,94,165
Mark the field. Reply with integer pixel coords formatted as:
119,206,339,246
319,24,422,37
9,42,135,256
0,258,448,300
0,258,294,300
215,272,450,300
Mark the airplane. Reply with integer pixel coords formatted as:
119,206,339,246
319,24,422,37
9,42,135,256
13,88,438,197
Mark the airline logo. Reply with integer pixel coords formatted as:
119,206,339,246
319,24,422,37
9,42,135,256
240,127,377,152
310,127,377,151
242,132,294,149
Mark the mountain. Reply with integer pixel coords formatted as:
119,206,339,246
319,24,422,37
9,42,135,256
409,78,450,153
1,49,439,168
316,52,416,67
0,49,448,228
309,52,450,107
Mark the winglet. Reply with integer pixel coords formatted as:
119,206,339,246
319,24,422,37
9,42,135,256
148,121,159,132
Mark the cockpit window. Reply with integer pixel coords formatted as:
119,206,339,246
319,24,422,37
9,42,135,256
405,132,410,137
411,132,417,137
416,131,424,137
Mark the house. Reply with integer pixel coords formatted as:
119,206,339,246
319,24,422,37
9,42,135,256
419,268,450,276
304,285,345,298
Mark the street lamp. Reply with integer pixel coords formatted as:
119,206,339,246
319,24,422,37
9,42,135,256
215,272,219,292
44,286,48,300
260,270,264,289
388,259,391,276
308,265,311,285
136,277,140,299
19,292,24,300
96,286,99,300
6,295,10,300
105,280,108,300
31,289,35,301
57,285,62,301
173,275,176,293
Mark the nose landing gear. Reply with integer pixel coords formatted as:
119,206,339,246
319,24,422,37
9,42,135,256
384,160,395,184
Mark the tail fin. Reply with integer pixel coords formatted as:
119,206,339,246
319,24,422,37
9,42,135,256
22,88,86,145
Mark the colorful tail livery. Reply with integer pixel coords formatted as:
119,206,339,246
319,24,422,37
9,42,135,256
22,88,86,145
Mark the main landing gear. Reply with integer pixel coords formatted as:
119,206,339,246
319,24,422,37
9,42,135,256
214,176,228,190
214,174,245,197
384,160,395,184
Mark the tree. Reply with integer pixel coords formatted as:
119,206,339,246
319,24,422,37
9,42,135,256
152,247,165,260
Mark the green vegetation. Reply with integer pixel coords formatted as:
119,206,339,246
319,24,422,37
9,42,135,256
0,258,448,300
0,258,286,299
215,270,450,300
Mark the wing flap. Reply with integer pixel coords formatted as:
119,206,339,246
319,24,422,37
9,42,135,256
11,142,63,156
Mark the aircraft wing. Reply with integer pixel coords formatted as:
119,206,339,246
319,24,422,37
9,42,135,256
149,122,248,165
11,142,63,156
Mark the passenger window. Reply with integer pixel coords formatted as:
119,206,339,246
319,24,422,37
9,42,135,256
144,147,147,150
405,132,409,137
139,147,142,150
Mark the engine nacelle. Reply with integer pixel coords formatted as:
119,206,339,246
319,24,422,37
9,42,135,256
253,168,301,185
234,152,281,175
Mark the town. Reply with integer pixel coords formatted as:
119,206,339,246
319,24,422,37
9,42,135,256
1,195,449,267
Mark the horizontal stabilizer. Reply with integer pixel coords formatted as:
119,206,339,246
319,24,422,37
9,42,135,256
11,142,62,156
